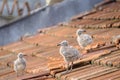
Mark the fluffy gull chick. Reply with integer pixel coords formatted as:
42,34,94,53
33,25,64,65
57,40,82,72
76,29,93,52
14,52,26,76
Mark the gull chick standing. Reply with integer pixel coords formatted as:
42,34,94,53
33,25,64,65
57,40,82,72
14,53,26,76
76,29,93,52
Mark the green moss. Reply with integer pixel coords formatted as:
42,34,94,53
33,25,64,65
0,15,15,21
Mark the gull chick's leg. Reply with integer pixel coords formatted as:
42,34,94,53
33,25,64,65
84,47,91,53
70,62,73,71
83,49,88,54
61,62,69,75
22,70,24,75
66,62,69,72
61,62,70,75
16,72,19,77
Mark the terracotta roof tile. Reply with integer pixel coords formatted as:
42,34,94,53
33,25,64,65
0,49,11,57
3,41,35,53
112,21,120,28
83,11,120,20
55,64,119,80
69,1,120,29
92,50,120,68
23,34,65,46
44,27,77,38
102,1,120,12
90,70,120,80
23,55,49,74
18,70,50,80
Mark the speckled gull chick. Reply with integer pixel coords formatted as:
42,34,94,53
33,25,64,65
57,40,82,72
76,29,93,51
14,52,26,76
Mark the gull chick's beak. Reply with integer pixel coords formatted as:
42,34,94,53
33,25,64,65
84,30,86,32
23,54,27,56
57,44,60,46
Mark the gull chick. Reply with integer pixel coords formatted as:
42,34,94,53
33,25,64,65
76,29,93,52
14,53,26,76
57,40,82,72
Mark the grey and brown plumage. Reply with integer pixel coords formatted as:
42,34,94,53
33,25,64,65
76,29,93,52
57,40,82,72
14,52,26,76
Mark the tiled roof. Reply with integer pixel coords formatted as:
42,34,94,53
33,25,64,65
92,50,120,68
0,0,120,80
55,65,119,80
68,1,120,29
